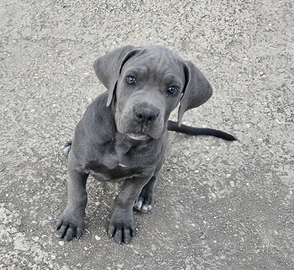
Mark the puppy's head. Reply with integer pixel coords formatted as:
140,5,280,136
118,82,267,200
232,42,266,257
94,45,212,140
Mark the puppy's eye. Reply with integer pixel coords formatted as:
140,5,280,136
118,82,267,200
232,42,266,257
167,86,178,95
126,76,136,85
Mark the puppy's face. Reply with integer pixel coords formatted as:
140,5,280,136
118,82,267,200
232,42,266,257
94,45,213,139
114,50,186,140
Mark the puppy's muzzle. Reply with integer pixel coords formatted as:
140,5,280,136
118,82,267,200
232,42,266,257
125,104,161,140
134,106,159,125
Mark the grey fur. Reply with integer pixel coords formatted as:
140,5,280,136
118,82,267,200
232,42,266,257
56,45,213,244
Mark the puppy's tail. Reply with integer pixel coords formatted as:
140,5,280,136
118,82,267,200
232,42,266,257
167,121,237,141
60,141,72,157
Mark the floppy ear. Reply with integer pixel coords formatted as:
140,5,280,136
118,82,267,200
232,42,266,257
177,61,213,126
93,45,140,107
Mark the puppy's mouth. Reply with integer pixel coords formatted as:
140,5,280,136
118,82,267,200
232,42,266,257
127,133,150,141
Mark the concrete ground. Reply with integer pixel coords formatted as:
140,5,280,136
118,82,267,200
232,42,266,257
1,0,293,269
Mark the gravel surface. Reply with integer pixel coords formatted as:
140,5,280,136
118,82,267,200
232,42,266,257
1,0,293,269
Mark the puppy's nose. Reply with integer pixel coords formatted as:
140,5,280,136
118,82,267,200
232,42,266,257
134,107,158,124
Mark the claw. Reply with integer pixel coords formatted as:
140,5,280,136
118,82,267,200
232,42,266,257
56,212,84,241
134,199,143,211
108,214,136,244
134,196,152,213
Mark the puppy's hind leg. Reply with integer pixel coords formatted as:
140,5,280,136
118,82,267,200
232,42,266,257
60,141,72,157
134,176,156,214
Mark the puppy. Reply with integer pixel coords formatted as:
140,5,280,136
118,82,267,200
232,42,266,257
56,45,236,244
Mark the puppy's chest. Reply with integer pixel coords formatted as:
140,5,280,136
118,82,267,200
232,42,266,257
85,142,157,181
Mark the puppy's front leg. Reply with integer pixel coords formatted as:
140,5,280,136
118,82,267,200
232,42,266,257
108,176,151,244
56,153,88,241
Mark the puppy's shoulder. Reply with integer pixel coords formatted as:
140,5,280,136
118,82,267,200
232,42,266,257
80,92,115,139
83,92,111,121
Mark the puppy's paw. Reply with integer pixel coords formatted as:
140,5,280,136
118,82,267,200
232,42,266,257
108,212,136,244
60,141,72,157
56,211,84,241
133,182,153,213
134,196,152,213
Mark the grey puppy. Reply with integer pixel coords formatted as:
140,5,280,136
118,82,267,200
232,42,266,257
56,45,236,244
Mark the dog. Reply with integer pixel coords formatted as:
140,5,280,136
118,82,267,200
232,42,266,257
56,45,236,244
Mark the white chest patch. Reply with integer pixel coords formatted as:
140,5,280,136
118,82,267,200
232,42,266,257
118,163,127,168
